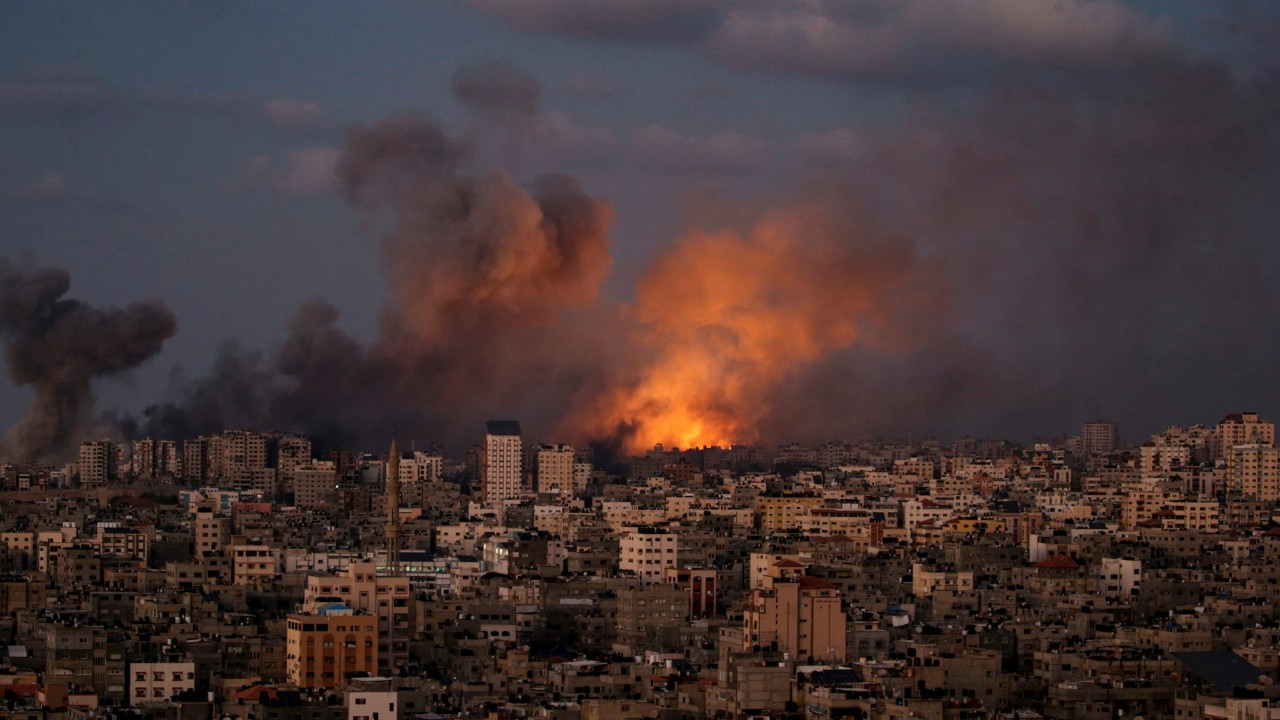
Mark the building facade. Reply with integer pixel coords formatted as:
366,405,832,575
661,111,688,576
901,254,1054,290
480,421,523,506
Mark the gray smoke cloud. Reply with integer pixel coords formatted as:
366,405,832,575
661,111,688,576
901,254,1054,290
129,112,614,452
0,257,176,461
726,52,1280,443
92,5,1280,452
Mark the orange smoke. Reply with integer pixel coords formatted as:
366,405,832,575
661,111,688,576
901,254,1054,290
587,203,932,454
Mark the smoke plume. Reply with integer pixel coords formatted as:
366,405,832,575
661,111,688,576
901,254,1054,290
578,203,945,452
0,257,175,461
130,113,614,451
53,18,1280,455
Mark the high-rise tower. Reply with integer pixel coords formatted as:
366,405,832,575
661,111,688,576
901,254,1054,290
480,421,522,506
385,436,401,574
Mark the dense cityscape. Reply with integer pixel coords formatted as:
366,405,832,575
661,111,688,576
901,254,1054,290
3,2,1279,720
0,412,1276,720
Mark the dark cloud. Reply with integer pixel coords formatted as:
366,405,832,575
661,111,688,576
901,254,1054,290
0,258,176,461
779,57,1280,439
135,302,428,451
336,112,473,207
462,0,1175,83
342,115,614,433
574,41,1280,447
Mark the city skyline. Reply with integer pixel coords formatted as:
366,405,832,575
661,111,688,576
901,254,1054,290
3,2,1280,461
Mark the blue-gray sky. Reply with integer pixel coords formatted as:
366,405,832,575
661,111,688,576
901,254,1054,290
2,1,1278,457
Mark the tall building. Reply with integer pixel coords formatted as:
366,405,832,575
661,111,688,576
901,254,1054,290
536,443,576,497
742,576,846,662
276,434,312,491
1082,421,1120,456
1227,444,1280,501
294,463,338,508
480,421,522,506
157,439,179,478
130,437,157,480
1215,412,1275,460
183,437,211,483
78,439,116,487
210,430,268,479
385,437,401,573
129,437,178,480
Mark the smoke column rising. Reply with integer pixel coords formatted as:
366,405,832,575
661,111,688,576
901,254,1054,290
0,257,176,461
128,113,615,452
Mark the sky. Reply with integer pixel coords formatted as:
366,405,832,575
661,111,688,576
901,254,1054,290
1,1,1278,460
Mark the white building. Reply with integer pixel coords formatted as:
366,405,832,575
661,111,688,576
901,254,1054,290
481,421,523,506
1098,557,1142,597
899,498,954,534
1214,412,1275,460
400,451,443,484
619,529,678,584
1228,444,1280,501
347,678,398,720
130,661,196,705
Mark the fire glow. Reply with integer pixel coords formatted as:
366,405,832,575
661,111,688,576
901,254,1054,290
585,204,931,454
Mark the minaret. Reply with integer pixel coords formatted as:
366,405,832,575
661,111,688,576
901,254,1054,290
385,436,401,574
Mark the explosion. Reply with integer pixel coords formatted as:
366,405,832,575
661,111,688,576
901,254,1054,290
0,258,176,461
585,203,936,453
128,113,616,451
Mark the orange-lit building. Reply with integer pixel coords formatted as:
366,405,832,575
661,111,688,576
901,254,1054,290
754,495,823,533
285,608,377,689
303,561,411,674
742,576,846,662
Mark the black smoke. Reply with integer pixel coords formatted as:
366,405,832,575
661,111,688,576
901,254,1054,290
0,257,175,461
